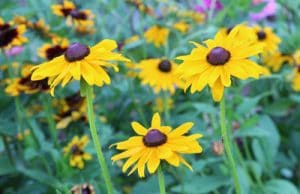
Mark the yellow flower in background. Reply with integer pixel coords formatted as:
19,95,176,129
218,24,257,42
75,22,95,35
54,92,86,129
5,65,50,96
0,17,27,49
111,113,203,177
292,66,300,91
173,21,190,33
63,135,92,169
38,37,69,60
138,59,184,94
52,0,76,17
176,25,266,101
144,25,169,47
253,25,281,54
262,51,293,72
293,50,300,65
16,129,31,141
31,39,129,95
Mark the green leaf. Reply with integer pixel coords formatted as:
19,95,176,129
265,179,299,194
234,127,270,138
0,157,16,175
193,103,217,114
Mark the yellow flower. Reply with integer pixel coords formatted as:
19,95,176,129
253,25,281,54
218,25,257,42
144,25,169,47
138,59,184,94
55,92,86,129
5,65,49,96
173,21,190,33
63,135,92,169
75,21,95,35
111,113,203,177
0,17,27,49
292,66,300,91
176,25,265,101
262,51,293,72
52,0,76,17
293,50,300,65
31,39,129,95
38,37,69,60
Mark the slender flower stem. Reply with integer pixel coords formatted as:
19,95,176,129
41,95,57,147
220,97,241,194
157,166,166,194
84,83,114,194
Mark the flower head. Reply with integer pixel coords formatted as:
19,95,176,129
144,25,169,47
31,39,129,95
138,59,184,94
52,0,76,18
262,51,293,72
0,17,27,49
5,65,49,96
54,92,86,129
71,184,95,194
38,37,69,60
111,113,203,177
249,0,277,22
292,65,300,91
176,25,266,101
173,21,190,34
63,135,92,169
253,25,281,54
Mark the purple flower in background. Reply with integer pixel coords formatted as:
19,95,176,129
195,0,223,13
5,46,24,57
249,0,277,22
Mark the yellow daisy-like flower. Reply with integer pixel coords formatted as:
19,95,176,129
0,17,27,49
253,25,281,54
38,37,69,60
292,66,300,91
111,113,203,177
63,135,92,169
293,50,300,65
54,92,86,129
144,25,169,47
262,51,293,72
5,65,49,96
173,21,190,33
153,97,173,113
52,0,76,17
138,59,184,94
31,39,129,95
71,184,95,194
176,25,266,101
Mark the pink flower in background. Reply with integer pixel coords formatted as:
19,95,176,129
195,0,223,13
249,0,277,21
5,46,24,57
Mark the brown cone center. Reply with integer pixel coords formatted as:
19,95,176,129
257,31,266,40
206,47,231,66
64,43,90,62
158,60,172,72
143,129,167,147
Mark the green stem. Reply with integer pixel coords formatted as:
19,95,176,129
84,83,114,194
220,97,241,194
2,135,15,165
157,166,166,194
42,95,57,147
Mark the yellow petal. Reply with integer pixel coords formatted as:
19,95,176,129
151,113,161,128
169,122,194,137
131,122,147,135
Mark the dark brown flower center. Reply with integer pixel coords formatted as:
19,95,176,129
64,43,90,62
46,45,67,60
82,186,93,194
19,75,50,91
297,65,300,73
70,10,88,20
71,145,83,155
61,8,73,17
65,92,84,110
206,47,231,66
158,60,172,72
257,31,266,40
0,24,18,48
143,129,167,147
